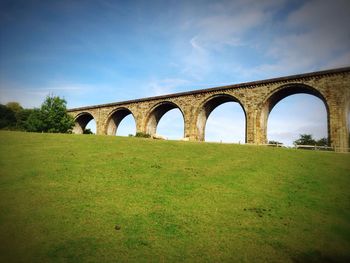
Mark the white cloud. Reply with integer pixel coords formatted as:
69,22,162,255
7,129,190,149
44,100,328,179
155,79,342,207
261,0,350,74
205,102,245,143
116,114,136,136
156,108,184,139
325,51,350,69
173,0,287,81
267,94,328,146
181,37,211,80
146,78,190,96
0,88,45,108
0,80,92,108
205,119,245,143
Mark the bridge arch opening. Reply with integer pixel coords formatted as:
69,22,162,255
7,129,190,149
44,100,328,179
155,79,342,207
106,108,136,136
265,84,329,146
73,112,96,134
145,101,185,139
197,94,246,142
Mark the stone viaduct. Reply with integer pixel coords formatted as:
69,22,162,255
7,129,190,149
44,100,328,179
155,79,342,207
68,67,350,152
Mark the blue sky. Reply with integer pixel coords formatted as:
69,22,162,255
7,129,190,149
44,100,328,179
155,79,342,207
1,0,349,145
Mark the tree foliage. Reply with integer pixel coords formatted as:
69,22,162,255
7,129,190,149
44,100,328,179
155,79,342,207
25,109,44,132
135,132,151,138
29,96,74,133
15,109,35,130
6,102,23,114
0,96,74,133
0,104,16,129
293,134,316,145
316,137,328,146
293,134,329,146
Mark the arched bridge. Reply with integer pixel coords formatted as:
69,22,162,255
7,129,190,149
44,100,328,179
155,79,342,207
68,67,350,152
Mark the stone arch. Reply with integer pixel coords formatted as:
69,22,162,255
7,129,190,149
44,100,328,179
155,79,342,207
260,83,330,144
145,101,185,136
72,112,96,134
196,94,247,141
105,107,136,135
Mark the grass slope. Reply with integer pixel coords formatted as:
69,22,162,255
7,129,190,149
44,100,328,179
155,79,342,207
0,131,349,263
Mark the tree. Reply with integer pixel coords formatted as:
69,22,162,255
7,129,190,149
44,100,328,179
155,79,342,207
15,108,34,130
0,104,16,129
25,109,44,132
0,102,32,130
26,95,74,133
6,102,23,114
293,134,317,146
316,137,328,146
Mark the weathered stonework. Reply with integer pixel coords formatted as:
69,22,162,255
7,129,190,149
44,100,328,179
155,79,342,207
68,67,350,152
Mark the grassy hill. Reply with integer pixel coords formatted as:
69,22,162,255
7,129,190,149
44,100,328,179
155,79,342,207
0,131,349,263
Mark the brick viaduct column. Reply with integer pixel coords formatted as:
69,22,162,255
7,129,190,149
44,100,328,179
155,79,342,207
239,93,266,145
182,106,197,140
327,88,349,151
96,121,105,135
245,105,265,144
95,108,108,135
134,112,146,135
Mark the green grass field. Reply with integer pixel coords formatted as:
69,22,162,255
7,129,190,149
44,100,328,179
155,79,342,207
0,131,349,262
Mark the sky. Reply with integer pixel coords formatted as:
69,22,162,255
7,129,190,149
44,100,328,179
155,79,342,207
1,0,349,145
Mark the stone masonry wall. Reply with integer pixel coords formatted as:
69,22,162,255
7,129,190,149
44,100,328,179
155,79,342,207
68,68,350,152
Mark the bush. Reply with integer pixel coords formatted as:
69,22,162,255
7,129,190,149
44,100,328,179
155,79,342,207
83,128,94,134
135,132,151,138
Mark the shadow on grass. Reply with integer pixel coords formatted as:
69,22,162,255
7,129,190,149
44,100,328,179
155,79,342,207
291,250,350,263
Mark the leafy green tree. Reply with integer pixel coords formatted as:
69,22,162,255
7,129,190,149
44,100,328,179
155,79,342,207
5,102,33,131
25,109,44,132
0,104,16,129
16,108,35,130
6,102,23,114
26,96,74,133
293,134,317,146
316,137,328,146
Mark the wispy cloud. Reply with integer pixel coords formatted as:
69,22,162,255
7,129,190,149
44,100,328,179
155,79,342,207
173,0,287,81
253,0,350,76
145,78,190,96
205,102,245,143
0,80,92,108
156,108,185,139
268,94,328,146
175,0,350,82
